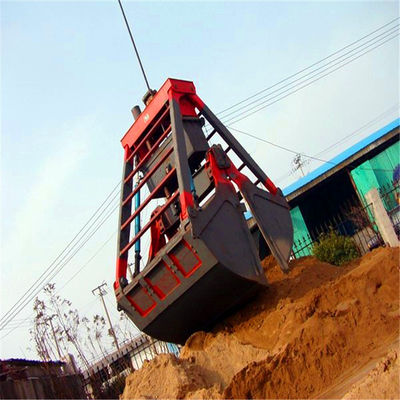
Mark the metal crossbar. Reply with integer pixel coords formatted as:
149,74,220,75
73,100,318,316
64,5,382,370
120,191,179,256
124,125,172,184
122,147,174,207
121,167,176,231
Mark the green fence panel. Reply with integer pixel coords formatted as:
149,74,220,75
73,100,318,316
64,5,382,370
290,206,312,256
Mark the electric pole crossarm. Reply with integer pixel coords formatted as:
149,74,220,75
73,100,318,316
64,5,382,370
92,283,120,352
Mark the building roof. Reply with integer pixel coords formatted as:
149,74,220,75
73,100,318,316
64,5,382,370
282,118,400,198
1,358,65,366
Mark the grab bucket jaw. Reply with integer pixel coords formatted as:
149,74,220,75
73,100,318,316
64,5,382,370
116,183,268,344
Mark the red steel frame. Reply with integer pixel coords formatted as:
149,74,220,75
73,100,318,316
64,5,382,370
115,78,280,291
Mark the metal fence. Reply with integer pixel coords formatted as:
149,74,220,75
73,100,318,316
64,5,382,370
292,200,383,259
81,334,180,398
292,181,400,260
379,181,399,212
379,181,400,236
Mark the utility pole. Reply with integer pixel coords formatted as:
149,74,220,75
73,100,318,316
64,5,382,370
291,153,310,178
92,283,120,352
47,314,63,359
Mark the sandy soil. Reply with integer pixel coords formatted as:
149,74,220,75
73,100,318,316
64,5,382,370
341,349,399,399
121,247,399,399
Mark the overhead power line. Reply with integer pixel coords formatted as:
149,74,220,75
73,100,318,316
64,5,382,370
41,204,119,291
57,231,117,293
201,22,399,132
217,17,399,117
229,104,398,166
1,320,32,330
1,187,156,332
313,105,399,158
228,111,398,178
223,31,399,126
273,106,399,184
0,202,120,331
230,126,339,163
220,24,398,123
0,185,121,331
0,318,33,340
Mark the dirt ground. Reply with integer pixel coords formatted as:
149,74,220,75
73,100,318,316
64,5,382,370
121,247,399,399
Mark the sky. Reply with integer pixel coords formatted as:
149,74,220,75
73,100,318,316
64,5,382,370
1,0,399,360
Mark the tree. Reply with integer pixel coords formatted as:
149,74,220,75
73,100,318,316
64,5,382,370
93,314,108,359
29,284,93,369
30,298,52,361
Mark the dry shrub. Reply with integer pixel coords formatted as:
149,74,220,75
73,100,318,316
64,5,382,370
312,230,359,266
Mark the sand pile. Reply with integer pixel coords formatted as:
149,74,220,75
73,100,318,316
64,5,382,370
342,349,399,399
121,247,399,399
122,354,211,399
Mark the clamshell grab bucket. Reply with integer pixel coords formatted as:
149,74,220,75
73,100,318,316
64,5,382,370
114,79,293,344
